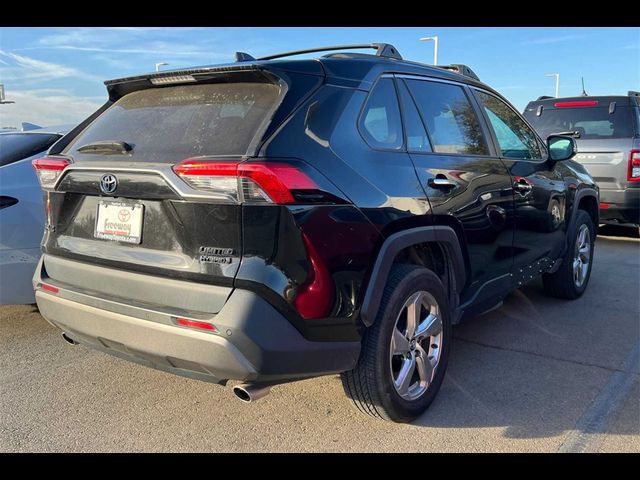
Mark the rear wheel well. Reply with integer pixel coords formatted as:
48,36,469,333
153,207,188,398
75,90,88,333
578,195,599,231
393,242,457,308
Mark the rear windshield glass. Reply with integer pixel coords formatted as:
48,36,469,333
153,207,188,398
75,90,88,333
65,82,282,162
524,105,635,140
0,133,61,167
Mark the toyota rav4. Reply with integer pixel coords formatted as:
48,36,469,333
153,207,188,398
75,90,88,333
32,43,599,422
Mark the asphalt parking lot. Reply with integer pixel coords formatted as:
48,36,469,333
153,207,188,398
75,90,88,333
1,226,638,452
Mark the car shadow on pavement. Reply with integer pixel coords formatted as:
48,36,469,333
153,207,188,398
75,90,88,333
598,223,639,238
411,236,640,441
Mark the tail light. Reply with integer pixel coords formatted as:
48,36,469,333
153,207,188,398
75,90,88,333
32,157,70,189
173,159,318,204
293,233,335,319
628,150,640,182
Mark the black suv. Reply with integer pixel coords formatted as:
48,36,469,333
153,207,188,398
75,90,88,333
32,44,598,422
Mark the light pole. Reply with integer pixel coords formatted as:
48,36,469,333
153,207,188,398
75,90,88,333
155,62,169,72
419,36,439,65
0,84,15,105
545,73,560,98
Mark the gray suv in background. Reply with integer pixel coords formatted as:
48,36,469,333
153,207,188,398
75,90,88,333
524,92,640,227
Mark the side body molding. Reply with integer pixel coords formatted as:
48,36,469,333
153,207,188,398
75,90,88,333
359,226,466,327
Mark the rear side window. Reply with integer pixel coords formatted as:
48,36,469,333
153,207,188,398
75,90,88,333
65,82,282,162
406,79,488,156
524,104,635,139
359,78,403,150
0,133,61,167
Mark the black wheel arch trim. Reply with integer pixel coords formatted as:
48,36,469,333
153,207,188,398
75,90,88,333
569,187,599,233
359,225,466,327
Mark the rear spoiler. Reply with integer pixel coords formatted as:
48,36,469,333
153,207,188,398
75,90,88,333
103,64,282,101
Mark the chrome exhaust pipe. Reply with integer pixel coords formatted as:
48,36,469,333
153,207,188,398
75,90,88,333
232,383,272,403
61,332,78,345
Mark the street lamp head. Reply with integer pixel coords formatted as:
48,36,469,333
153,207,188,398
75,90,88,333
420,36,437,41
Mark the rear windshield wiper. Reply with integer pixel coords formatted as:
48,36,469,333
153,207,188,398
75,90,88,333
550,131,581,139
76,140,134,154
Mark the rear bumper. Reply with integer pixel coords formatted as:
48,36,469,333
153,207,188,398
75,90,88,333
599,188,640,225
33,256,360,384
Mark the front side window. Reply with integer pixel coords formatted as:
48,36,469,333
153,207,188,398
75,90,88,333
477,91,543,159
405,79,488,156
359,78,403,150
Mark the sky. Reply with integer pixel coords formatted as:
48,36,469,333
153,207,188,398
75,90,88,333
0,27,638,129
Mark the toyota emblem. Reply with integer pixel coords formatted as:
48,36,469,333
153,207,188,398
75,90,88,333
100,174,118,195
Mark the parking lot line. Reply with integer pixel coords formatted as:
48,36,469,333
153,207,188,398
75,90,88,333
557,342,640,453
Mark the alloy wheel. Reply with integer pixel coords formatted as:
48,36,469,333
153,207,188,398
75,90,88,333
389,291,443,401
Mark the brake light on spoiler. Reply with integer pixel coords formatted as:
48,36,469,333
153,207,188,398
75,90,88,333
554,100,599,108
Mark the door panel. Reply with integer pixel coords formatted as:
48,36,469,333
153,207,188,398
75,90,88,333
473,89,567,271
398,78,515,305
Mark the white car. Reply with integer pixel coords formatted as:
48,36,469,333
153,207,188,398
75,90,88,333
0,126,71,304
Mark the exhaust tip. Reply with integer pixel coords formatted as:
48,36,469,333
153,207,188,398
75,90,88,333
232,383,271,403
61,332,78,345
233,386,252,403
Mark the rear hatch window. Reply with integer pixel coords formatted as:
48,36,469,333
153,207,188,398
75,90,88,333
64,82,283,162
524,104,635,140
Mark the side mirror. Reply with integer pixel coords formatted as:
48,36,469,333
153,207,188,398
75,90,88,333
547,135,576,161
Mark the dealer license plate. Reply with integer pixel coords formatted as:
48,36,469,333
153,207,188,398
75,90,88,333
95,201,144,244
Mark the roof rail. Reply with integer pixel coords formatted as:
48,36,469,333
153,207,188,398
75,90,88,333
437,64,480,81
233,43,403,62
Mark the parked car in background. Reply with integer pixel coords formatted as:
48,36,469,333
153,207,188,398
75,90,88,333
31,44,598,422
0,126,70,304
524,92,640,228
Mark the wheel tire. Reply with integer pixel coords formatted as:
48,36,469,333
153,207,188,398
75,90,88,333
542,209,595,299
341,264,451,423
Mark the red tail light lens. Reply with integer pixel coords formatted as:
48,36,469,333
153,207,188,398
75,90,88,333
240,163,316,204
554,101,599,108
293,233,335,319
38,283,59,294
173,159,318,204
628,150,640,182
32,157,70,189
173,317,217,332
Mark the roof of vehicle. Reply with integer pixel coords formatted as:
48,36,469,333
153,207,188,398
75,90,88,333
103,47,503,102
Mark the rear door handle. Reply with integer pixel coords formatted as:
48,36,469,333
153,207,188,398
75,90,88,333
428,175,456,189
